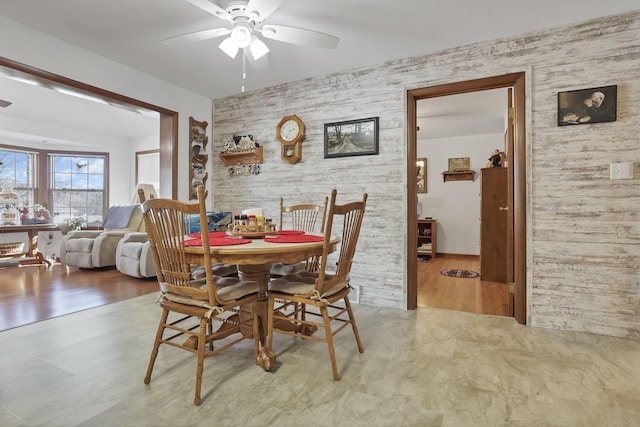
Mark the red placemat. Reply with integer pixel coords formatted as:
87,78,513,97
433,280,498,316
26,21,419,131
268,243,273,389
264,235,325,243
184,237,252,246
277,230,305,235
187,231,227,239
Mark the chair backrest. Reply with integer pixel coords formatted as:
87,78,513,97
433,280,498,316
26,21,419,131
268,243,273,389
141,185,216,306
315,189,367,294
137,186,156,204
133,183,158,204
279,196,328,233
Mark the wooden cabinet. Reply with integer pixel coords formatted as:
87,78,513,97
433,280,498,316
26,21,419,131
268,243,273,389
480,168,508,283
417,219,437,258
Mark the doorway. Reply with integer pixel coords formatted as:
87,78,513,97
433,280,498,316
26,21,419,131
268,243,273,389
406,73,527,324
0,56,179,199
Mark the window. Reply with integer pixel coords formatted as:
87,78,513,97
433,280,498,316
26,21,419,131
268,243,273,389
50,154,106,226
0,144,108,226
0,148,37,206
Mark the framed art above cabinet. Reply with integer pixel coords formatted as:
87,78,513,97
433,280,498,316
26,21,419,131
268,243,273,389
189,117,208,200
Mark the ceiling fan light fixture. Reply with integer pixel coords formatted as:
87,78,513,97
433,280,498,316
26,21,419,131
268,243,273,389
249,36,269,60
231,24,252,48
219,36,239,58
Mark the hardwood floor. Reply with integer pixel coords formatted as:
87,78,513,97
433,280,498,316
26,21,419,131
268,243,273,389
0,262,157,331
417,254,511,317
0,253,510,331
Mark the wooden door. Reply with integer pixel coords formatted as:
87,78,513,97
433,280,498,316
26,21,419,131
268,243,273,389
480,167,508,283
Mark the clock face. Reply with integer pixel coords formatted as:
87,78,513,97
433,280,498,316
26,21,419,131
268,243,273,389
279,119,300,142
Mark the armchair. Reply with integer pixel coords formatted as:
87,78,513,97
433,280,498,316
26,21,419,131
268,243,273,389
115,231,156,278
59,205,144,269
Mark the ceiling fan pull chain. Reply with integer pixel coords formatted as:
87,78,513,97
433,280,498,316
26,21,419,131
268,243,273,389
241,50,246,93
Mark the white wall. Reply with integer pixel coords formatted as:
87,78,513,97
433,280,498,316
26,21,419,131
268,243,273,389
0,16,212,203
418,133,503,255
212,11,640,339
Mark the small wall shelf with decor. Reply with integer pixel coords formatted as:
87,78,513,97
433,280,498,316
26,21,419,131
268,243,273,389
442,170,475,182
417,219,437,258
219,145,264,166
442,156,475,182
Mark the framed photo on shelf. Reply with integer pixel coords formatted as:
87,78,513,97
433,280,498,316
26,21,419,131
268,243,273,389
557,85,617,126
324,117,379,158
448,157,470,172
416,158,427,193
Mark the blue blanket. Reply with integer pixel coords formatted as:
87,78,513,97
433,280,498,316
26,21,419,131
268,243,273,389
103,205,139,229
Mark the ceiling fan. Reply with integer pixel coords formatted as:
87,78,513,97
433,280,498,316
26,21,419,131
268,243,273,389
170,0,340,61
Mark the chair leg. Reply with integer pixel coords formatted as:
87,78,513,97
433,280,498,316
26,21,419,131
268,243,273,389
300,303,307,335
320,305,340,380
344,295,364,353
208,318,214,351
144,308,169,384
193,318,208,406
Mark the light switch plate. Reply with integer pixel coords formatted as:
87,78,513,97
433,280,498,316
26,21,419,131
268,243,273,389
610,162,633,180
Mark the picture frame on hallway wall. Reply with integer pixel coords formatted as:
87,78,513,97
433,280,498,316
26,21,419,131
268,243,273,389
324,116,379,158
557,85,617,126
416,158,427,193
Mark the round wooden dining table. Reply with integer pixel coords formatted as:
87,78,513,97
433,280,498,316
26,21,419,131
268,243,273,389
183,234,339,370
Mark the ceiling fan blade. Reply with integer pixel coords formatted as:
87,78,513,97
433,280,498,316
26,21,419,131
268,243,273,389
163,27,231,43
186,0,232,22
245,0,285,22
260,24,339,49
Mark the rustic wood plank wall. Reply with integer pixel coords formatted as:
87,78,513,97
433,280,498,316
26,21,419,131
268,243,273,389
212,11,640,338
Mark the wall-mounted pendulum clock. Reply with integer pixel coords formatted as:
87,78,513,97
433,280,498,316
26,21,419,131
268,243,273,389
276,114,304,164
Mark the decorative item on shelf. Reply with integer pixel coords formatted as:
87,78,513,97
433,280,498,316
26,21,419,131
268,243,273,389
486,149,505,168
220,134,263,172
32,204,52,224
448,157,470,172
65,216,87,231
0,187,20,225
442,157,475,182
228,163,261,176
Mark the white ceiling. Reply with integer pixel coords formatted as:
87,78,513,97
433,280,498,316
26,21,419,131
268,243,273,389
0,1,637,146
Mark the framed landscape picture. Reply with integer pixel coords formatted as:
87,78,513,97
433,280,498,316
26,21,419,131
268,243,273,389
324,117,379,158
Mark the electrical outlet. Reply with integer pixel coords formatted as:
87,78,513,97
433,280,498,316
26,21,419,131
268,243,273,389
349,285,361,304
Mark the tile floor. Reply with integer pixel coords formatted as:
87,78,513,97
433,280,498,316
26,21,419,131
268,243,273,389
1,293,639,427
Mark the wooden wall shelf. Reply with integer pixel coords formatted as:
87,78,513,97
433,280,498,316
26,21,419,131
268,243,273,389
442,170,475,182
219,146,264,166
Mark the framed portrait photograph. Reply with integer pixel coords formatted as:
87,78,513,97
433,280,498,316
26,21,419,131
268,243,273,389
558,85,617,126
324,117,379,158
417,158,427,193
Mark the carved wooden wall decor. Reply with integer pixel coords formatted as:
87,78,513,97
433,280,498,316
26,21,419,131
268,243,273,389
189,117,208,200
